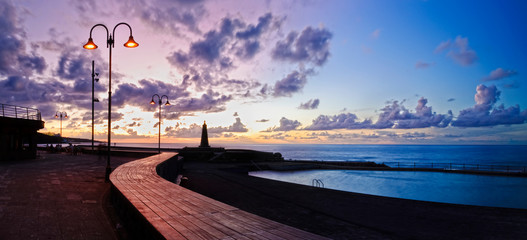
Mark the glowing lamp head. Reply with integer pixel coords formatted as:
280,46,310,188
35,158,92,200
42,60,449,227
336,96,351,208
165,100,170,106
124,36,139,48
83,37,98,49
64,114,68,119
150,99,156,105
54,114,58,118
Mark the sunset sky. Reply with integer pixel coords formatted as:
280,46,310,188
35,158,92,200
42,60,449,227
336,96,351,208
1,0,526,145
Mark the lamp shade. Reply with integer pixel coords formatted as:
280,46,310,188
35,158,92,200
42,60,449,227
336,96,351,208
150,99,156,105
124,36,139,48
83,37,98,49
165,100,170,106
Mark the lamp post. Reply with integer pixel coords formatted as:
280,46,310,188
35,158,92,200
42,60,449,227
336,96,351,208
83,22,139,182
54,111,68,137
91,60,100,151
150,94,170,153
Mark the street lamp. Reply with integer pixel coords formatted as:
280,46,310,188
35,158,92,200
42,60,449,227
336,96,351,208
54,111,68,137
91,60,100,151
150,94,170,153
83,22,139,182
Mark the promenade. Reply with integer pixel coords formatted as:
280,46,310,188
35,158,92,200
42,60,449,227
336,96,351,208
0,151,138,239
2,151,527,239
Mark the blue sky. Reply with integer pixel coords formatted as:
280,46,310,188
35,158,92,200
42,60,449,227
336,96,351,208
1,0,526,145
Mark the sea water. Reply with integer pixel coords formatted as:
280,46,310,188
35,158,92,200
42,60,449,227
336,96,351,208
114,143,527,166
230,144,527,167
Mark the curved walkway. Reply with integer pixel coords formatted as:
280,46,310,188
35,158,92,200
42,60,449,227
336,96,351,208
110,152,327,239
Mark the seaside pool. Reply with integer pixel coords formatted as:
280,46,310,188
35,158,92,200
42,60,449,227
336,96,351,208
249,170,527,209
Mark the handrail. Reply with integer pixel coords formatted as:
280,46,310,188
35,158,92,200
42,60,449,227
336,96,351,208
312,178,324,188
0,103,41,121
382,161,527,174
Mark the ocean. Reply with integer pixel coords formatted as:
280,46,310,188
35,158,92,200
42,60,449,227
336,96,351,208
117,143,527,167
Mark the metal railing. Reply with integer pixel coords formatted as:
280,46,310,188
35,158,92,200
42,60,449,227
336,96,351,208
382,162,527,174
1,103,41,121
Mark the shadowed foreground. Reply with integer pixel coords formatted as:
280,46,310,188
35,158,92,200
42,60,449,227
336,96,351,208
181,161,527,240
0,152,138,239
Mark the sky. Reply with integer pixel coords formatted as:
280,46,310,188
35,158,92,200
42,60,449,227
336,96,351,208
1,0,526,145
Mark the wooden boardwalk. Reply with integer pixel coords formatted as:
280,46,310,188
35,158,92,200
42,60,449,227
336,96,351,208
110,152,328,239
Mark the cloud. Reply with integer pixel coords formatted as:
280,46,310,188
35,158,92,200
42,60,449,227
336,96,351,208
136,1,206,34
189,18,242,64
503,81,520,89
166,13,281,68
223,133,235,138
126,129,138,136
234,13,280,59
378,97,453,129
271,26,332,66
235,13,273,39
256,119,269,122
56,51,91,81
71,0,206,35
452,84,527,127
175,89,232,113
447,98,456,102
298,98,320,110
164,112,182,120
166,13,282,95
0,74,97,116
482,68,517,81
260,132,290,140
400,132,427,139
0,0,47,77
209,117,248,133
263,117,301,132
272,69,313,97
2,75,28,92
435,36,477,66
165,118,248,138
304,98,452,130
128,122,140,127
415,61,434,69
82,111,106,125
167,15,328,101
304,113,372,130
112,79,231,114
165,123,202,138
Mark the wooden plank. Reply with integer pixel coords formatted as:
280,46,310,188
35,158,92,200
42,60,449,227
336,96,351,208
110,152,328,240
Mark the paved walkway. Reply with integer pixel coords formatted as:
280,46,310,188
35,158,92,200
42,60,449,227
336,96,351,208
0,152,138,240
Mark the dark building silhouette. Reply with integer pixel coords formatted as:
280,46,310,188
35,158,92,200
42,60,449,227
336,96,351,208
0,104,44,161
199,121,210,148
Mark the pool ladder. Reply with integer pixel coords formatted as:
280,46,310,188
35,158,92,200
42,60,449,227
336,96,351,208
312,179,324,188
